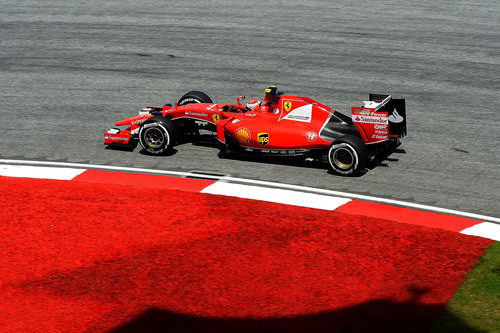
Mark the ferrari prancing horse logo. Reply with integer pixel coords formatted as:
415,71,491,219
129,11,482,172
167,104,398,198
213,114,220,123
284,101,292,112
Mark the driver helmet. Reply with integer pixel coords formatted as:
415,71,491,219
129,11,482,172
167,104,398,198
246,98,261,111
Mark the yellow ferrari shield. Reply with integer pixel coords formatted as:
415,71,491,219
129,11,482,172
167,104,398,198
284,101,292,112
212,114,220,123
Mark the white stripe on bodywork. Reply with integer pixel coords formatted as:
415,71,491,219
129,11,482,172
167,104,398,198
201,182,351,210
460,222,500,241
281,104,313,123
0,165,85,180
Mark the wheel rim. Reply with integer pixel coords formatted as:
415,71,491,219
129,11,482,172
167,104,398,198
144,127,165,148
332,147,354,170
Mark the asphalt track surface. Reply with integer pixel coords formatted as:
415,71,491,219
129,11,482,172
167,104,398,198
1,0,499,217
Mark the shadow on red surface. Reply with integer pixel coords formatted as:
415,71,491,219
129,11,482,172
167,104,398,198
111,288,476,333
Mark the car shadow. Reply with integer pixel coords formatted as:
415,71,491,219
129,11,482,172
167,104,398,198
138,148,178,157
219,151,328,170
109,287,476,333
104,145,137,152
367,146,406,171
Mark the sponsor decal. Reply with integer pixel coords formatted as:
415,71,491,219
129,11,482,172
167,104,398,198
245,113,256,117
284,101,292,112
206,104,217,111
231,119,240,124
356,109,371,115
351,106,389,143
353,115,388,125
257,133,269,146
389,109,404,123
105,135,128,141
258,149,308,155
282,104,312,123
131,117,147,126
289,115,309,121
185,111,208,117
352,107,388,125
306,131,318,142
213,114,220,123
195,120,208,126
235,127,251,143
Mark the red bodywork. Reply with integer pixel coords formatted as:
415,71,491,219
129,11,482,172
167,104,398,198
105,94,394,151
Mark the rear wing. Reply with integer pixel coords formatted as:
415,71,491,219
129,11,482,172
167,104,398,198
351,94,406,144
368,94,406,138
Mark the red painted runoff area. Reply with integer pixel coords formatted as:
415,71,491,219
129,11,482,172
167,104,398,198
73,169,215,192
337,200,482,232
0,176,492,332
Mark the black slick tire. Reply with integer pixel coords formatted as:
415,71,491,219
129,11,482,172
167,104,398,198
177,91,213,105
327,135,368,175
138,117,175,155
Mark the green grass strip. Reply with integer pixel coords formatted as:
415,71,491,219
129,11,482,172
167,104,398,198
432,241,499,333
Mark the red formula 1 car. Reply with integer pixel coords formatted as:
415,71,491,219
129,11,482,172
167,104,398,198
104,86,406,175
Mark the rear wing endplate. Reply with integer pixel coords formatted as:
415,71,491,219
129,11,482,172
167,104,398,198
352,94,406,144
367,94,407,138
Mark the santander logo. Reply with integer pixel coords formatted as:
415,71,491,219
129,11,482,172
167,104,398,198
389,109,404,123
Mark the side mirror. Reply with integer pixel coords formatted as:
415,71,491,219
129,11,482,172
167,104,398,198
237,95,245,108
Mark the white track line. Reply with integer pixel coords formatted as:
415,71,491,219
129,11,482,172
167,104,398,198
0,159,196,178
0,159,498,224
217,176,500,223
0,164,85,180
202,182,351,210
461,223,500,242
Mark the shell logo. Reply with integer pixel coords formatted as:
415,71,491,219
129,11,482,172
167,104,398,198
235,127,251,143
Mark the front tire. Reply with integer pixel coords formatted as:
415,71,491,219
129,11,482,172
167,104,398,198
138,117,175,155
327,135,368,175
177,91,213,105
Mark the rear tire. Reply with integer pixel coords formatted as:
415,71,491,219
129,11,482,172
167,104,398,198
177,91,212,105
139,117,176,155
327,135,368,175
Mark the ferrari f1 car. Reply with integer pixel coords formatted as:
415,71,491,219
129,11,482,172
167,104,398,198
104,86,406,175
